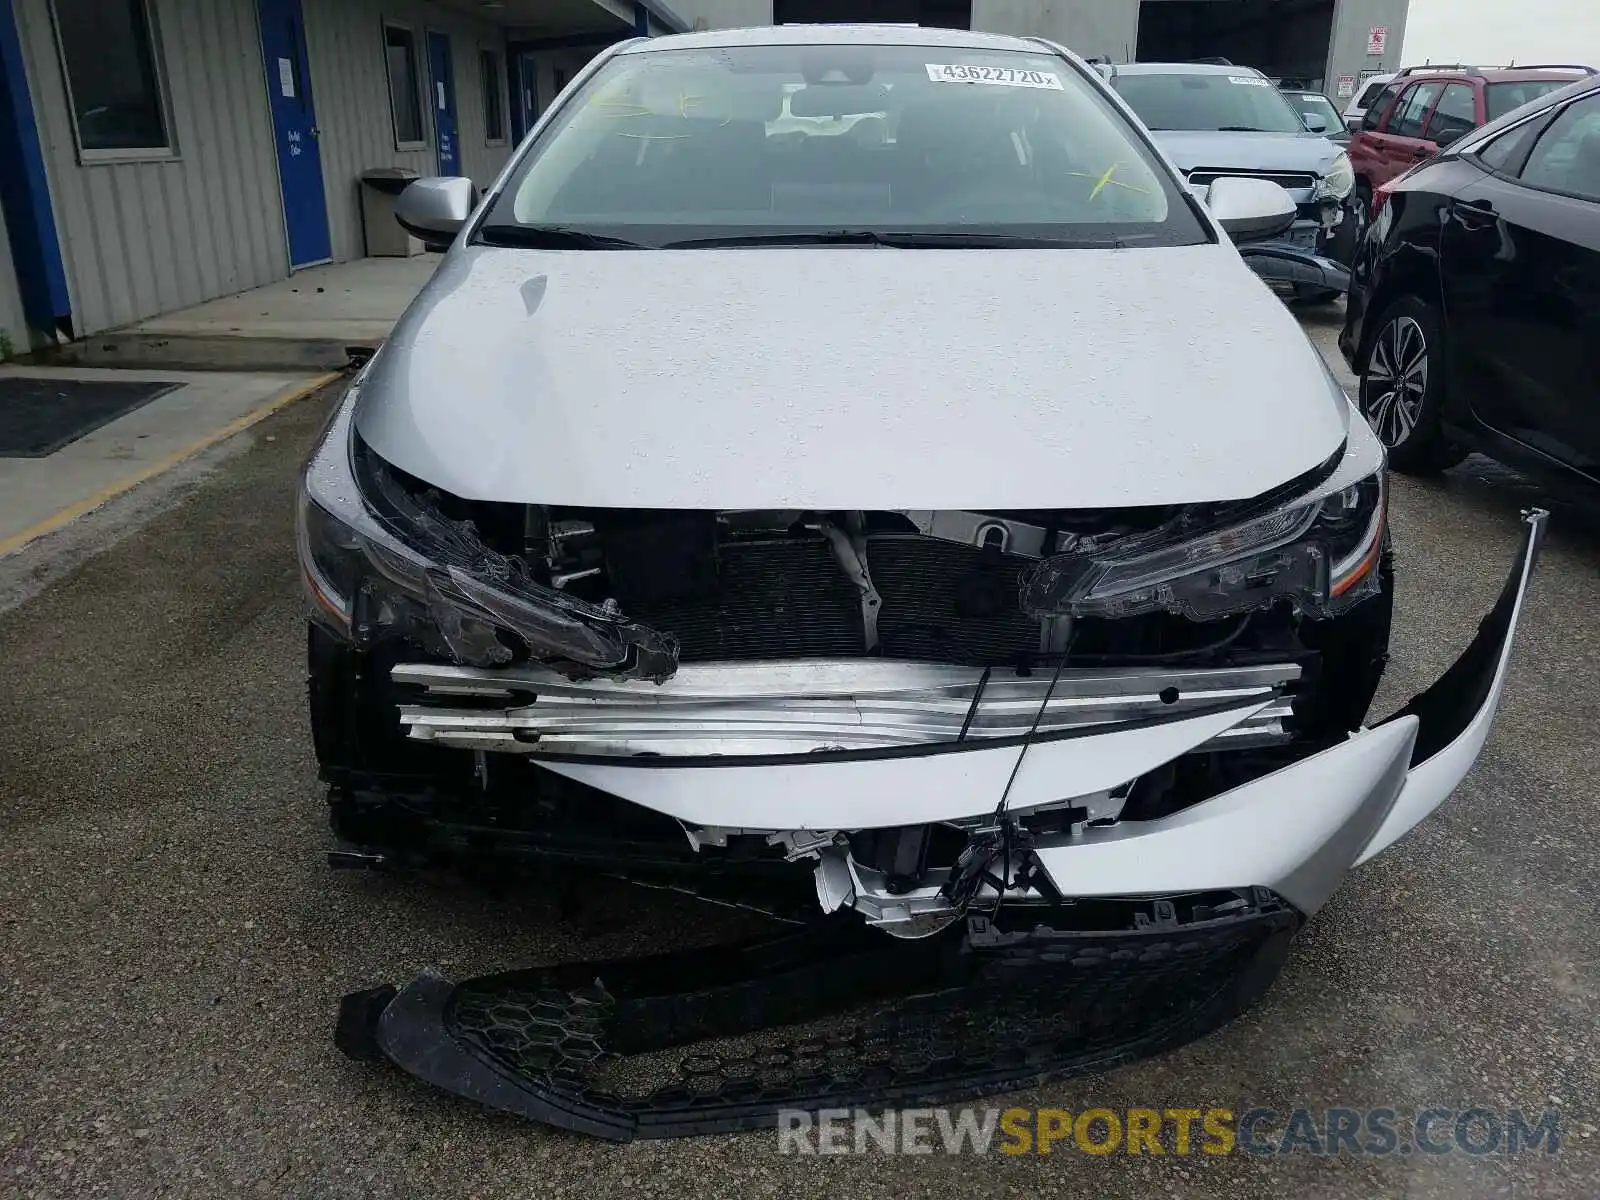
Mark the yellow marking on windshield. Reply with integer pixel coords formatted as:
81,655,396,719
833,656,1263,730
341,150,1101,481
677,91,702,117
1066,168,1153,197
589,95,655,117
1089,162,1120,200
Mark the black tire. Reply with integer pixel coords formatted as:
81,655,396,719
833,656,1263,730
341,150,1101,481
1359,296,1466,474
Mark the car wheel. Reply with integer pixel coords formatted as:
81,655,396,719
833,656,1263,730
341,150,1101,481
1360,297,1465,473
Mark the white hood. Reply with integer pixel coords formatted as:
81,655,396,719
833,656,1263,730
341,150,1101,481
354,242,1348,510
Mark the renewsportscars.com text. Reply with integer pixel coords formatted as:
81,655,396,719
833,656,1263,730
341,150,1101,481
777,1106,1562,1156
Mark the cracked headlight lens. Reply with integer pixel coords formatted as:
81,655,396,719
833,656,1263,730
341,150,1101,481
295,382,678,677
1022,414,1387,621
1316,151,1356,201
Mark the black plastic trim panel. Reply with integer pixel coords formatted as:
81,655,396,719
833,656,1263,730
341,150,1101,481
337,891,1300,1140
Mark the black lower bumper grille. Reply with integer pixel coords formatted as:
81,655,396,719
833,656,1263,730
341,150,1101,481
338,892,1300,1140
626,536,1043,664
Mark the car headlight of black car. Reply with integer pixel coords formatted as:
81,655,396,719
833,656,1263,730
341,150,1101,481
1021,411,1387,621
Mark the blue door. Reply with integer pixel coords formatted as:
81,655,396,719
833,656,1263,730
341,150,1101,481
256,0,331,267
426,31,459,175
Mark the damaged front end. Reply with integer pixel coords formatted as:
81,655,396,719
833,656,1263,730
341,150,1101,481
303,380,1545,1135
302,374,1403,933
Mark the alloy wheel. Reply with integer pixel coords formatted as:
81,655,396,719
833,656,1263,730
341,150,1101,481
1364,315,1428,447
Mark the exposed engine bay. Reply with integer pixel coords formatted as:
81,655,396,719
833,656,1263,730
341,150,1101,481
307,409,1396,942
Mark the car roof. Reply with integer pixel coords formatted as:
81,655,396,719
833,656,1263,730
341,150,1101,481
1108,61,1266,77
619,24,1055,54
1391,66,1595,84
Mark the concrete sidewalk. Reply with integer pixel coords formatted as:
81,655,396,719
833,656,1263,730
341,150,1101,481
61,257,438,372
0,366,336,590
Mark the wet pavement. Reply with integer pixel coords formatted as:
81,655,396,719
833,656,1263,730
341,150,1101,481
2,313,1597,1197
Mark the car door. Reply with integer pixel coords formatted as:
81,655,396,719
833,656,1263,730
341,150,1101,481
1379,81,1445,182
1351,80,1405,185
1440,93,1600,475
1423,81,1478,152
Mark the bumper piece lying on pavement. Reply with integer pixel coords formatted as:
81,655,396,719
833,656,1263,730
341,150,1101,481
332,511,1545,1135
1238,242,1353,295
336,891,1299,1140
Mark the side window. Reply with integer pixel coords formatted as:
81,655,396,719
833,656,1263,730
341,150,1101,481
1474,118,1546,174
1357,79,1391,109
1391,83,1443,138
1427,83,1477,145
1361,82,1404,130
480,50,506,144
50,0,174,157
384,24,426,148
1517,95,1600,201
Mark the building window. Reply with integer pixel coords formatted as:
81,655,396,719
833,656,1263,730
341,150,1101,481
50,0,172,157
480,50,506,143
384,23,425,148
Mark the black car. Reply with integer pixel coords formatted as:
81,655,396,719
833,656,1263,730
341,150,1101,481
1341,75,1600,485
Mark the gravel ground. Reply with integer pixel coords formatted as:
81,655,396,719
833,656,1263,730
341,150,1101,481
2,312,1597,1197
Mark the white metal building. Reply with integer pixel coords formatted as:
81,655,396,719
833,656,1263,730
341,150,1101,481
0,0,688,348
0,0,1409,352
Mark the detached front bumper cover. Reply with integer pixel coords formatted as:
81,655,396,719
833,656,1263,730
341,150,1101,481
336,510,1546,1138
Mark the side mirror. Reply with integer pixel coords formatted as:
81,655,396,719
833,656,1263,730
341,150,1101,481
1206,176,1298,241
1304,113,1330,133
1434,127,1464,148
394,177,476,251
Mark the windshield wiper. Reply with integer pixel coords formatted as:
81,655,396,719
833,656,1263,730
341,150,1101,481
1215,126,1276,132
664,230,1123,249
475,224,646,249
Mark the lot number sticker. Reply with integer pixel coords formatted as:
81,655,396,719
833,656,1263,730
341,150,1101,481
925,64,1063,90
1227,76,1270,87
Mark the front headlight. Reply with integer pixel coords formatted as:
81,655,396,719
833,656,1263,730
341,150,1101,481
295,383,678,678
1021,412,1387,621
1316,151,1356,201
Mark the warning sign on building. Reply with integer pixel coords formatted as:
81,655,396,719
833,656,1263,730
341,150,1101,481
1337,74,1357,98
1367,26,1389,55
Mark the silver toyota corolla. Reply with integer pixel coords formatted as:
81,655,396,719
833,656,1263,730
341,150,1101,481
305,25,1542,1139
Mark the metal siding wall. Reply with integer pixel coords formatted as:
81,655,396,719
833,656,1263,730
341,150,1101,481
1326,0,1410,91
12,0,287,335
0,205,25,351
971,0,1139,59
301,0,511,263
673,0,769,27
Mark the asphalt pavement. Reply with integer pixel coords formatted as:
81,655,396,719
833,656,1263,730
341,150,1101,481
2,308,1597,1197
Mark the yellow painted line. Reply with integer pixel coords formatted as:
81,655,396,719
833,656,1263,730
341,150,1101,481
0,369,341,559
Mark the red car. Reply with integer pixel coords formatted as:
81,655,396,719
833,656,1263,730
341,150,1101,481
1349,65,1595,213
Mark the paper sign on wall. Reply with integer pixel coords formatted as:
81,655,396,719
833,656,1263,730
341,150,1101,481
1367,26,1389,55
437,82,446,110
1337,74,1357,97
278,57,294,98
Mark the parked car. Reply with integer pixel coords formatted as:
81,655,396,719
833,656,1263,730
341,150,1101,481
1284,89,1350,145
1343,72,1396,131
1349,64,1596,215
1106,61,1360,299
1342,73,1600,488
306,25,1543,1137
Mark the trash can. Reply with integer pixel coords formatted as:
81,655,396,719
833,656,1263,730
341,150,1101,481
359,167,423,258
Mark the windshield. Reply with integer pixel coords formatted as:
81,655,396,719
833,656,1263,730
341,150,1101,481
1486,80,1573,121
479,43,1206,249
1288,92,1342,130
1112,71,1307,133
